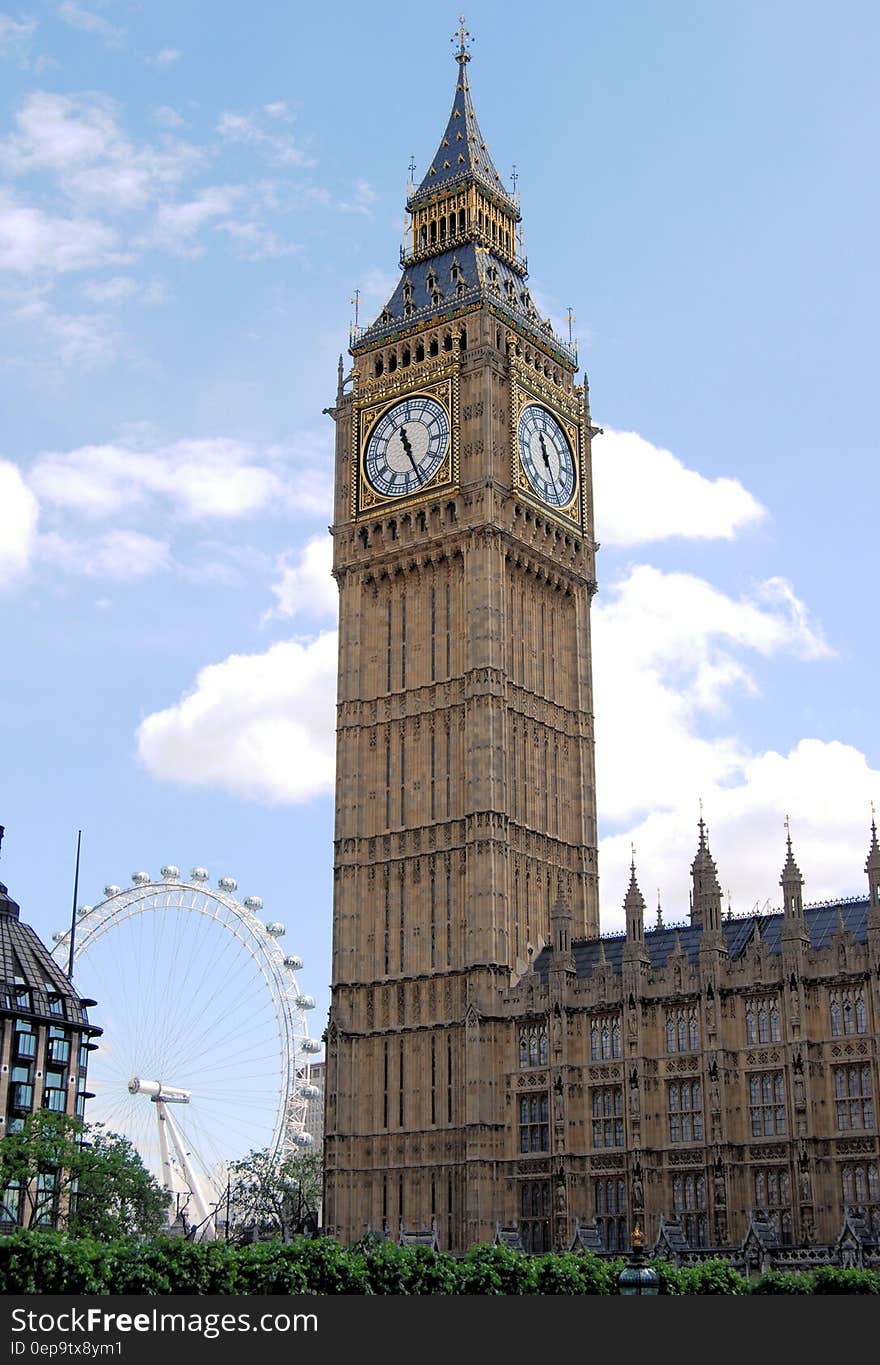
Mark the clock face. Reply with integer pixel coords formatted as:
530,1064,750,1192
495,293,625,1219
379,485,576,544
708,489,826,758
517,404,576,508
364,395,450,498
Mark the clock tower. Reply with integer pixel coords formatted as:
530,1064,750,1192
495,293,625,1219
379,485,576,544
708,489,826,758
323,23,600,1249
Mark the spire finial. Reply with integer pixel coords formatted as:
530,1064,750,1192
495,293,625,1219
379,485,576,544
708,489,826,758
453,14,472,64
656,889,663,930
631,841,636,872
872,801,877,838
784,812,792,851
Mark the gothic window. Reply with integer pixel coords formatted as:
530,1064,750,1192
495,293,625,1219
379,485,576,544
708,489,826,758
665,1006,699,1054
591,1087,624,1148
667,1080,703,1143
443,333,453,351
419,225,427,249
374,357,384,377
520,1181,550,1253
590,1013,621,1060
415,342,424,363
830,988,868,1037
833,1065,875,1131
458,208,465,233
673,1174,708,1247
753,1168,793,1245
518,1024,548,1069
748,1072,787,1137
429,336,439,358
745,997,781,1045
594,1178,627,1251
519,1095,549,1153
841,1163,880,1238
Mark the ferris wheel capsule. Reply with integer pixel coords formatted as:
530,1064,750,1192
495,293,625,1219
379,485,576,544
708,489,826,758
51,930,65,943
301,1038,322,1054
161,865,180,881
284,954,303,970
103,885,121,898
265,921,285,937
131,872,151,886
292,1131,314,1148
297,1083,320,1099
218,876,237,892
190,867,209,883
295,994,315,1010
77,904,93,918
243,896,263,912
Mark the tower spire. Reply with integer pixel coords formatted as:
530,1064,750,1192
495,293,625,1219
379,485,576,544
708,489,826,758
865,805,880,913
690,808,722,934
453,13,472,64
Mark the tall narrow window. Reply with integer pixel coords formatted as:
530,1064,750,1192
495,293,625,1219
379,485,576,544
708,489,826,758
399,1041,405,1128
445,725,451,817
383,1041,389,1128
430,866,437,968
520,1181,551,1253
447,1036,453,1123
430,587,437,680
549,609,556,700
385,733,391,830
595,1178,627,1252
399,730,406,826
666,1007,699,1054
834,1065,874,1131
673,1174,708,1248
386,599,392,692
383,874,390,975
399,873,405,974
445,582,452,677
753,1168,793,1245
430,729,436,820
591,1087,624,1148
519,1095,549,1152
446,856,452,967
431,1036,437,1124
748,1072,786,1136
540,602,546,693
841,1163,880,1239
668,1080,703,1143
520,591,526,685
400,593,407,688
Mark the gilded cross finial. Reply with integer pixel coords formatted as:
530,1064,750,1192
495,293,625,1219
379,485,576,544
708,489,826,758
453,14,471,63
566,307,575,345
407,155,416,182
510,163,519,196
351,288,360,328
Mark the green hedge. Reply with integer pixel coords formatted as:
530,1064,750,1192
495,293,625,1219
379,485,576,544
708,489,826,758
1,1230,878,1294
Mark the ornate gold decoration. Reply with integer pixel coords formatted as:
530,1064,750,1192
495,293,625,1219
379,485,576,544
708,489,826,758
352,364,460,519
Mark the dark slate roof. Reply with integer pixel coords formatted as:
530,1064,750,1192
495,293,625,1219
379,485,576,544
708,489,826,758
0,878,100,1032
409,57,515,212
533,897,871,983
354,243,575,365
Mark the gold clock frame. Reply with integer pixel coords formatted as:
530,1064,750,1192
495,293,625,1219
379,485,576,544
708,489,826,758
352,362,460,519
508,353,584,532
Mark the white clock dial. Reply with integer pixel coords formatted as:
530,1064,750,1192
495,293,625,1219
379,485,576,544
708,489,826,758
364,396,449,497
517,404,576,508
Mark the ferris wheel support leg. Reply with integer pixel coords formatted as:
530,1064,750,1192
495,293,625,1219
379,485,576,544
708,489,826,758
155,1101,177,1210
162,1103,217,1241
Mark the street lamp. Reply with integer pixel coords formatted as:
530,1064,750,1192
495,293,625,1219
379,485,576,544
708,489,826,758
618,1225,660,1295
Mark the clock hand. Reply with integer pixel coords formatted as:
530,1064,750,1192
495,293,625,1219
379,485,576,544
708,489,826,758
398,424,423,483
538,431,557,493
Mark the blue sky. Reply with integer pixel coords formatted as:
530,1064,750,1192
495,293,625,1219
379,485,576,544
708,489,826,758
2,0,879,1096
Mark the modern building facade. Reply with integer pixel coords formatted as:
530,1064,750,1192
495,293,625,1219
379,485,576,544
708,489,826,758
323,33,880,1260
0,829,101,1230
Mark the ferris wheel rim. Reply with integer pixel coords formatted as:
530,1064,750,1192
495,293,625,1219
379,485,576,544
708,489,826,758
50,875,318,1163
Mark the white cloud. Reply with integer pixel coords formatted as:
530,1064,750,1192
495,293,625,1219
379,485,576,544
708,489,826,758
0,14,36,61
0,458,39,581
39,527,170,579
150,185,241,255
0,91,203,213
30,437,285,520
592,564,830,826
216,217,298,261
79,274,137,303
599,739,880,933
337,179,377,216
216,107,314,167
58,2,120,42
155,47,181,66
136,633,338,804
12,293,121,366
152,104,184,128
265,535,336,623
0,191,123,273
593,428,766,545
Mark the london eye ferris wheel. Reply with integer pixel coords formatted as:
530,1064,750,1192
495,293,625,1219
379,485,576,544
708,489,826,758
50,865,322,1229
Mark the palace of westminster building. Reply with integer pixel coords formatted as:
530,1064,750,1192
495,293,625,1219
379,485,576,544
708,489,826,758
322,27,880,1263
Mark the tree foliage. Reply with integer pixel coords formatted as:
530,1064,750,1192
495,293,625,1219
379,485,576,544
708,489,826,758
0,1111,169,1240
224,1147,322,1243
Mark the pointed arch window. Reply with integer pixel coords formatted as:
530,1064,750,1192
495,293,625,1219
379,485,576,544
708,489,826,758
830,987,867,1037
590,1013,621,1060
